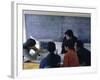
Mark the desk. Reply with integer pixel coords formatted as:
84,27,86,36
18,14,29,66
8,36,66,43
23,63,40,69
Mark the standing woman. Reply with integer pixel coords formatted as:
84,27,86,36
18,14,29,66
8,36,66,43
61,29,78,54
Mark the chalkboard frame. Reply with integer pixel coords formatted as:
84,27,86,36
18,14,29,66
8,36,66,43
11,1,97,78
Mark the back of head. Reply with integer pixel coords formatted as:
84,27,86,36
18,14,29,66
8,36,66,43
65,29,73,37
23,38,36,49
47,42,56,53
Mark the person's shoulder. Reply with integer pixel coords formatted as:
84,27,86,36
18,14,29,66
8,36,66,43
40,57,48,68
83,48,90,53
79,47,90,54
40,57,48,65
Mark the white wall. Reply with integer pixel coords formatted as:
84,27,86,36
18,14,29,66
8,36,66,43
0,0,100,80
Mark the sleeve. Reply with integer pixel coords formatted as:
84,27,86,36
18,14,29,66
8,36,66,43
57,55,61,66
40,58,47,68
61,37,67,54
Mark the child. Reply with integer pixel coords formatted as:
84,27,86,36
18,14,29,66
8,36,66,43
23,38,40,62
76,40,91,66
63,40,80,67
61,29,77,54
40,42,61,68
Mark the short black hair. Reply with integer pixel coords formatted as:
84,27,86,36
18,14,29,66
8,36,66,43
76,40,84,48
23,38,36,49
47,42,56,53
65,29,73,37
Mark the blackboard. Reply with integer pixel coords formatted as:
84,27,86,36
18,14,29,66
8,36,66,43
25,14,90,43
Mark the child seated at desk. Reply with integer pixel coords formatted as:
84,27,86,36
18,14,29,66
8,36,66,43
40,42,61,68
23,38,40,63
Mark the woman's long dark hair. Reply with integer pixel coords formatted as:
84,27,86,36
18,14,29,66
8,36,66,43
65,29,74,37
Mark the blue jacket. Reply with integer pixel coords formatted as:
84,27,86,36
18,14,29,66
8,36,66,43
40,53,61,68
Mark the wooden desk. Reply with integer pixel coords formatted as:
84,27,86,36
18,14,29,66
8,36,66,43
23,63,40,69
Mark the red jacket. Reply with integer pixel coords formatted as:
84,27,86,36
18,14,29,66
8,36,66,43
63,49,80,67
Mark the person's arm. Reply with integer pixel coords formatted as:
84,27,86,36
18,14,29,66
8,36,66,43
61,37,66,54
31,46,38,51
57,55,61,67
31,46,41,56
40,59,45,68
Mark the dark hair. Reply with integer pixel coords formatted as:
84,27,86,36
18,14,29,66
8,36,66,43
76,40,84,48
23,38,36,49
65,29,73,37
66,40,75,49
47,42,56,53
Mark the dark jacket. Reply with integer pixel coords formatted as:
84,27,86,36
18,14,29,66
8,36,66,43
77,47,91,66
61,36,77,54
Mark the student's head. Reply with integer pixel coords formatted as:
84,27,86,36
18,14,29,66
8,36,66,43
23,38,36,49
47,42,56,53
75,40,84,50
65,29,74,40
66,40,75,50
